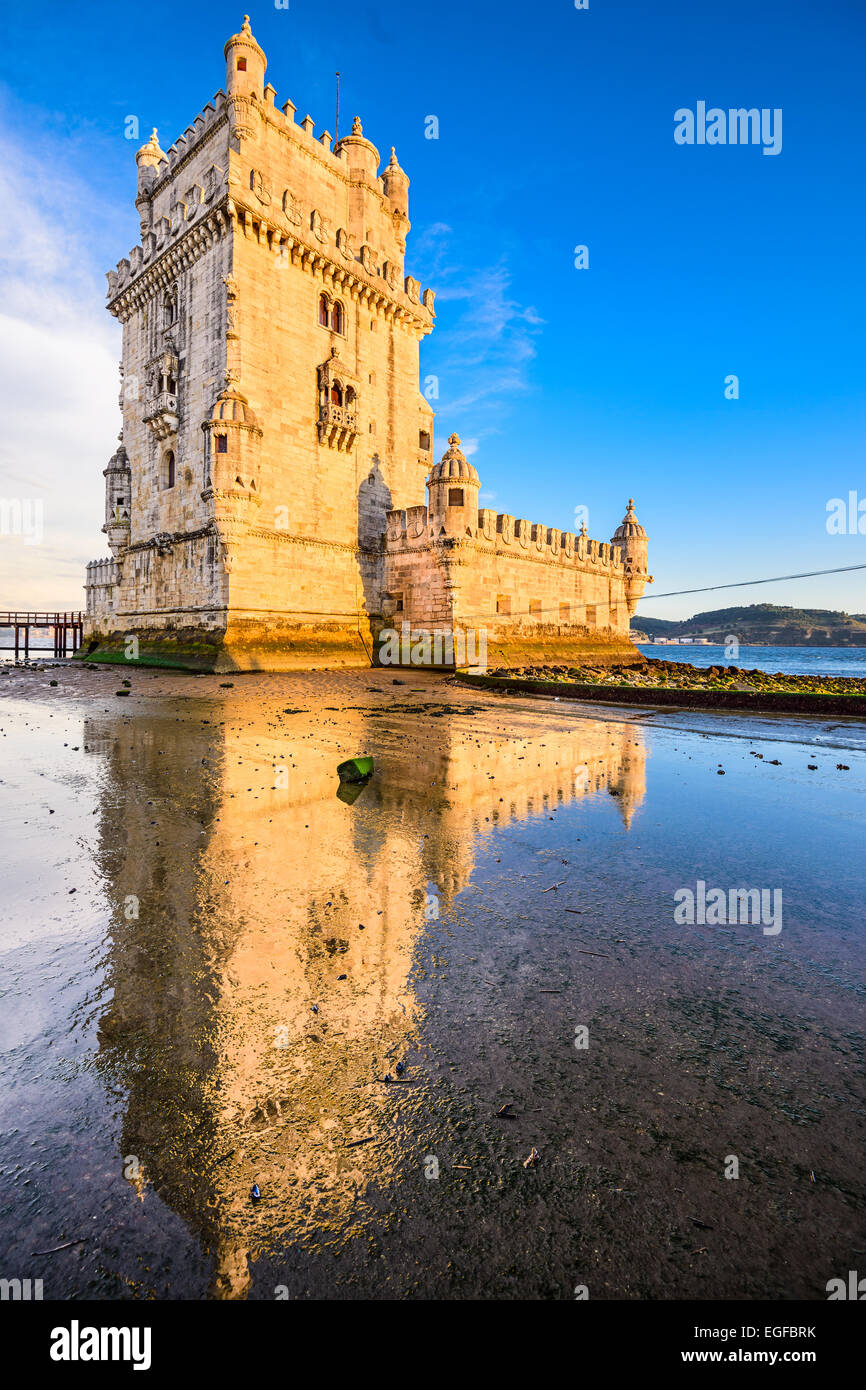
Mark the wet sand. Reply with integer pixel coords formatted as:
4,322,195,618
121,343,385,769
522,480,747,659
0,662,864,1299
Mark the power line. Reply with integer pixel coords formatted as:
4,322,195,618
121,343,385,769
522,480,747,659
637,563,866,601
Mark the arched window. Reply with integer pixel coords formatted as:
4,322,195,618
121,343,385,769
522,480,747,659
330,381,343,407
163,450,176,489
318,293,330,327
164,290,177,327
345,386,356,407
330,300,344,334
236,57,247,72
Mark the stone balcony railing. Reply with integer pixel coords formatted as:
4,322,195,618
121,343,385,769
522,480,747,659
143,391,179,441
318,403,357,431
317,402,358,449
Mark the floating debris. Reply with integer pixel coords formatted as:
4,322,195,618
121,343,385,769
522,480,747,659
337,756,374,782
523,1147,540,1168
31,1238,86,1256
250,1184,261,1202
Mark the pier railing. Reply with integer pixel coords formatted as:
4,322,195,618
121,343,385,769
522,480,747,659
0,611,85,658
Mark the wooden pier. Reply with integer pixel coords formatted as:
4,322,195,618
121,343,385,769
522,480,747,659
0,611,84,660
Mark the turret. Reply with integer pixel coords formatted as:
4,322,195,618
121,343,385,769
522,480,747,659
427,435,480,539
335,116,380,185
610,498,650,615
135,128,165,199
382,147,409,216
201,386,263,568
225,14,266,98
225,15,267,141
102,442,132,558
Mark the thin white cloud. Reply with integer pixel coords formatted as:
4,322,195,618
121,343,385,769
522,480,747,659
416,228,544,458
0,128,120,609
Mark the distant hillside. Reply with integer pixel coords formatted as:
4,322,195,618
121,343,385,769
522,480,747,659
632,604,866,647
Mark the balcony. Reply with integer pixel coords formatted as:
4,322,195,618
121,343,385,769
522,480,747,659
144,391,179,442
317,402,358,450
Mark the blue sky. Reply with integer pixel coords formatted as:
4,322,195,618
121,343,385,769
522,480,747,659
1,0,864,617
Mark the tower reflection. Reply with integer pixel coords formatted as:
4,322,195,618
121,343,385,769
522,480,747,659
88,697,646,1296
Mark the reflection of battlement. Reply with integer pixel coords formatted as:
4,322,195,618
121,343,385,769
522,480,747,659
86,695,646,1296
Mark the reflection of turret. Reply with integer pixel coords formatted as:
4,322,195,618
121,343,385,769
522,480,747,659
608,742,648,830
86,694,646,1296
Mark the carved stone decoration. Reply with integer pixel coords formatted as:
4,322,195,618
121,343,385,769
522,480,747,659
153,532,174,555
282,190,302,225
185,184,204,217
250,169,271,205
360,244,377,274
223,275,240,339
205,165,225,202
405,275,421,303
336,228,355,261
311,209,330,243
383,260,400,290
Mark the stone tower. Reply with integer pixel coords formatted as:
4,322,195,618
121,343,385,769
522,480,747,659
85,14,436,670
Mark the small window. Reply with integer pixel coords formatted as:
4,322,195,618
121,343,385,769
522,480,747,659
330,301,344,334
395,596,404,612
529,599,542,619
216,435,228,454
585,604,597,626
345,386,356,406
419,430,431,451
448,487,464,507
236,57,247,71
162,450,175,489
319,293,330,327
559,602,570,623
496,595,511,616
330,382,343,407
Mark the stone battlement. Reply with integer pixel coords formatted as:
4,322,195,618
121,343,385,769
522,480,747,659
386,505,625,571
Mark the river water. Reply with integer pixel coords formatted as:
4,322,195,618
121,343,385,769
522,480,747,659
0,664,864,1299
637,644,866,678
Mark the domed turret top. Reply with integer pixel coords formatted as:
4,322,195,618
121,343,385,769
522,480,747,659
224,13,265,59
612,498,647,540
429,434,479,484
209,386,259,428
136,128,165,164
335,115,380,168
